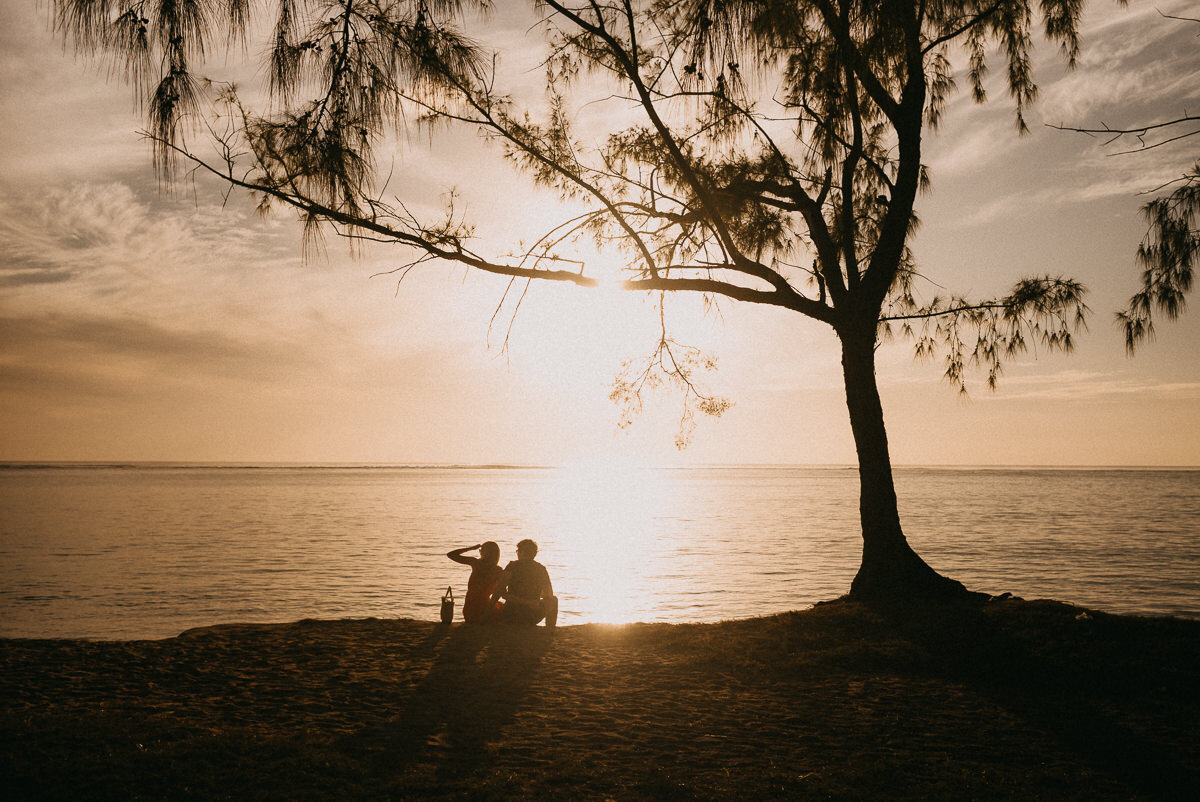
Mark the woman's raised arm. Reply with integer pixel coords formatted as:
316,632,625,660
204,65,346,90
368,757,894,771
447,544,481,565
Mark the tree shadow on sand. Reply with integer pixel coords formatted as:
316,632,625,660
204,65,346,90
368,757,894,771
867,599,1200,801
341,623,552,785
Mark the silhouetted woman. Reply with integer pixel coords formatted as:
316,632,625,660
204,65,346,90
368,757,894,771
446,542,504,623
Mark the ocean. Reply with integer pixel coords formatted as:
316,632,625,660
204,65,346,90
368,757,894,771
1,464,1197,639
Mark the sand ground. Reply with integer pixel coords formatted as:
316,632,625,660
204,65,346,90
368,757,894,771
3,598,1198,800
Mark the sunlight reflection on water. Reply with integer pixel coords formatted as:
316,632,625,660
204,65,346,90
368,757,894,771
1,463,1197,638
538,459,677,625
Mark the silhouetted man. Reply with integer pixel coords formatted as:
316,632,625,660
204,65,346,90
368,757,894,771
491,538,557,627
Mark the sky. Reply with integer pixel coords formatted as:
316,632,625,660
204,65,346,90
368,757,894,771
1,0,1198,467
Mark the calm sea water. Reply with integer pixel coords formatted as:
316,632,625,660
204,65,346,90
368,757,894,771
1,464,1197,639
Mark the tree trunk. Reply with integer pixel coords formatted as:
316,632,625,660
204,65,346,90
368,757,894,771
839,325,972,600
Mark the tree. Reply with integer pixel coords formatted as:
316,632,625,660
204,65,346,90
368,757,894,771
52,0,1091,600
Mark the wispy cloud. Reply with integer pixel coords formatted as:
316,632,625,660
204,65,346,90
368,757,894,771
979,369,1200,402
0,313,313,400
0,179,304,318
1039,3,1200,132
926,115,1021,176
929,1,1199,186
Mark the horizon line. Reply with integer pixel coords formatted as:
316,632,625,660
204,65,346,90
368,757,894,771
1,460,1197,471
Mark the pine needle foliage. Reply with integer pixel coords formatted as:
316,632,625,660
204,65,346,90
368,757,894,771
1121,163,1199,352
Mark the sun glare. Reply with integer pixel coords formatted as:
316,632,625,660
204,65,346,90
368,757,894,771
492,247,726,624
542,454,668,624
506,249,722,418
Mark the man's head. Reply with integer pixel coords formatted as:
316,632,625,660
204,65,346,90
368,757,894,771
516,539,538,560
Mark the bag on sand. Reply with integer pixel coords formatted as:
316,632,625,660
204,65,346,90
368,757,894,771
440,586,455,624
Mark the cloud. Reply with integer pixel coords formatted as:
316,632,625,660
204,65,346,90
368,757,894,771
0,183,149,282
0,178,305,316
0,312,314,400
0,266,76,288
944,171,1160,227
927,1,1199,185
1040,3,1200,126
1011,143,1189,213
926,116,1021,176
978,369,1200,402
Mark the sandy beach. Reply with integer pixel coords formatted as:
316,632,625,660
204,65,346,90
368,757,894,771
3,597,1198,800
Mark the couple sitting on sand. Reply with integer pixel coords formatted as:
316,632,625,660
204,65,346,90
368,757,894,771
447,538,558,627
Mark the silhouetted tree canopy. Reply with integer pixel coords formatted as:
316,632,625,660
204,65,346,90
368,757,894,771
52,0,1097,599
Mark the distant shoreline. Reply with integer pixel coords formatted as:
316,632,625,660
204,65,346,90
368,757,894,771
2,461,1198,471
